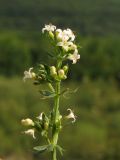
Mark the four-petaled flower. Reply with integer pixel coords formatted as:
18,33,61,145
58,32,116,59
66,108,76,123
57,41,74,52
56,29,69,42
42,24,56,33
24,129,36,139
23,67,36,82
56,28,75,42
68,50,80,64
63,28,75,41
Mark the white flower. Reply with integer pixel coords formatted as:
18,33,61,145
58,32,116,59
56,28,75,42
24,129,36,139
56,29,69,41
68,50,80,64
66,108,76,123
63,28,75,41
37,112,43,120
57,41,73,52
21,118,34,126
42,24,56,33
23,67,36,82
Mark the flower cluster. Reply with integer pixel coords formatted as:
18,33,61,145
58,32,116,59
23,64,68,83
42,24,80,64
21,113,49,139
21,108,76,139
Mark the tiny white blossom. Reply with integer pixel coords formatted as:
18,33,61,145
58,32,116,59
63,28,75,41
21,118,34,126
66,108,76,123
37,112,43,120
56,29,69,41
23,67,36,82
56,28,75,42
24,129,36,139
42,24,56,33
68,50,80,64
57,41,73,52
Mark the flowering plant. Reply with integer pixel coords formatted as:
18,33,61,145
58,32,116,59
21,24,80,160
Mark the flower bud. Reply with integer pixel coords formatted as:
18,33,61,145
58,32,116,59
58,69,66,79
21,118,34,126
50,66,57,76
39,64,45,69
44,122,49,130
55,29,62,41
31,72,36,79
63,65,68,72
49,31,54,39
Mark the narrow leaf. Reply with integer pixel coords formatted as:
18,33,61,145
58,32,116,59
39,90,56,99
56,145,64,156
33,145,48,153
62,88,79,98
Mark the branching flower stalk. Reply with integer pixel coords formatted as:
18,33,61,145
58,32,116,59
21,23,80,160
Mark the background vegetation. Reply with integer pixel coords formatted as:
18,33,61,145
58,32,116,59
0,0,120,159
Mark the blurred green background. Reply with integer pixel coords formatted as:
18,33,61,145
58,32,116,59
0,0,120,159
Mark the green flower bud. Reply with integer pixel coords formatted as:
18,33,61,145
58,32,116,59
50,66,57,76
49,31,54,39
55,29,62,41
63,65,68,72
44,122,49,130
39,64,45,69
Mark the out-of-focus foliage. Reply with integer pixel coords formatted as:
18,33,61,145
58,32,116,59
0,32,120,81
0,32,31,76
0,0,120,35
0,77,120,160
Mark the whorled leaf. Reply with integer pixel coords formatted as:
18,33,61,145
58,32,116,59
33,144,53,153
39,90,56,99
60,88,79,98
56,145,64,156
33,145,48,153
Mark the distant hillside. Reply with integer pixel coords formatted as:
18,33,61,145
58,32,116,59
0,0,120,35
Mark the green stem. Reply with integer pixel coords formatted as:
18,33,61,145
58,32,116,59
54,82,60,120
52,60,62,160
52,81,60,160
52,148,56,160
